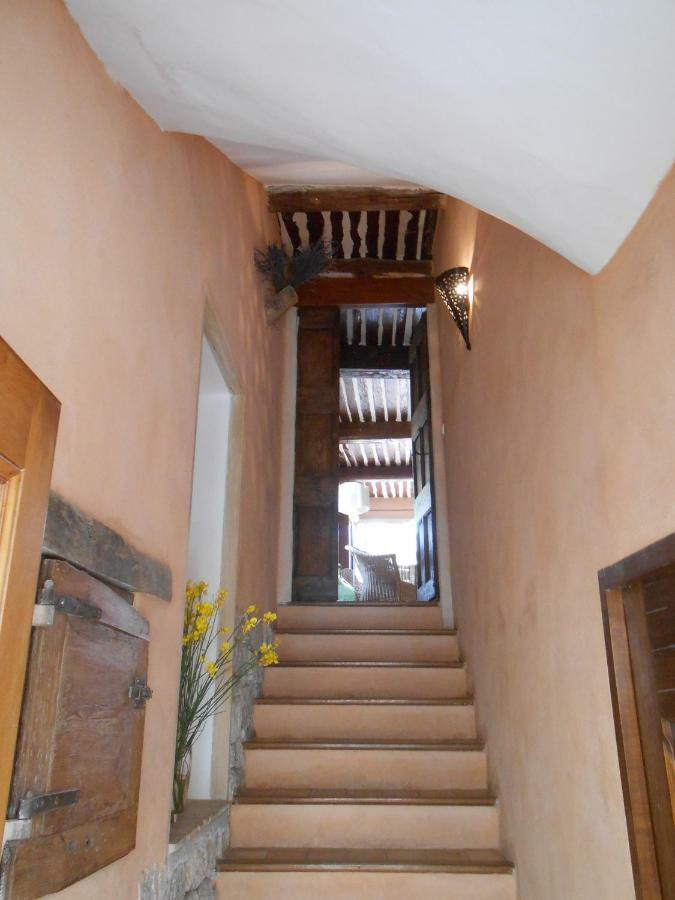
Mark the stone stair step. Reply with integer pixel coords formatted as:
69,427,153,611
230,792,499,850
253,696,476,740
276,629,459,662
243,739,487,791
263,661,467,699
217,848,516,900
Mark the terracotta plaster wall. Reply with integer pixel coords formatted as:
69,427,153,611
433,169,675,898
1,1,284,897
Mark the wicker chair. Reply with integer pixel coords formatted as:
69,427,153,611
348,546,418,604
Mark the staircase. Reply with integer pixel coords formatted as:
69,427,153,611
217,603,516,899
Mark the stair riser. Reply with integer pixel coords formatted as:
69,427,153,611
244,748,487,791
231,803,499,850
216,871,516,900
276,605,443,631
263,666,466,699
277,632,459,662
253,704,476,740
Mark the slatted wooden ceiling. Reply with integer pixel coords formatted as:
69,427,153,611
279,208,437,261
339,306,422,500
270,188,440,266
340,307,423,348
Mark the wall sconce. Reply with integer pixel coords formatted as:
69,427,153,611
435,266,471,350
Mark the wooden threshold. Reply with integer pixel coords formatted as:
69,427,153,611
273,660,464,668
234,788,496,806
284,601,440,607
275,628,456,636
255,697,474,706
218,847,513,874
243,738,485,751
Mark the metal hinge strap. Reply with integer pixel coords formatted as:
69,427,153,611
36,579,101,621
128,677,153,708
17,789,80,820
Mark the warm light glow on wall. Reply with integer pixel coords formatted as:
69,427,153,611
435,266,472,350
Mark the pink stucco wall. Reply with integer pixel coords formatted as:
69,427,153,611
433,167,675,898
1,1,284,896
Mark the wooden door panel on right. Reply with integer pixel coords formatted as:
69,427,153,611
409,314,438,602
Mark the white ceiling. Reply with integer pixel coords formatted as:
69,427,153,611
66,0,675,273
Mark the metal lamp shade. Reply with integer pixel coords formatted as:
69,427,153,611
435,266,471,349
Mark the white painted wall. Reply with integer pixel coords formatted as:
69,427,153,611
186,337,232,799
66,0,675,272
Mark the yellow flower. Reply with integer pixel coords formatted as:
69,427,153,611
195,615,208,634
220,640,231,654
219,626,230,635
243,616,259,633
196,601,214,617
258,640,280,667
205,661,218,679
198,655,206,664
246,604,258,615
262,611,277,624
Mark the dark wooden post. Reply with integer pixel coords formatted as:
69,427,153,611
292,307,340,602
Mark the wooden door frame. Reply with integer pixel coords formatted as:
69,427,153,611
0,339,60,841
599,533,675,899
426,304,454,625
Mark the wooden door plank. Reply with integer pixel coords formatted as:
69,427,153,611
0,339,60,841
293,309,340,602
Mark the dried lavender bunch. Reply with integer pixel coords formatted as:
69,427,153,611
254,240,333,292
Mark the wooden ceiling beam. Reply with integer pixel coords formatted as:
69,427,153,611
331,259,432,277
268,188,442,213
339,464,412,482
297,276,434,308
340,421,411,441
340,344,410,371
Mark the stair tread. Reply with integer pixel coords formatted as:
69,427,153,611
276,628,456,635
274,660,463,668
244,738,485,750
218,847,513,874
256,696,473,705
235,788,496,805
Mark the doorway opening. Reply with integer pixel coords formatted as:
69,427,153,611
338,307,438,603
185,336,233,799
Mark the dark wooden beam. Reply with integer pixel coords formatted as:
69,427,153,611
340,344,410,371
340,421,411,441
43,492,172,600
339,465,412,482
331,259,432,277
268,188,442,213
297,276,434,308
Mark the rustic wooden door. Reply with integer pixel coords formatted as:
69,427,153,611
1,559,150,899
0,339,60,842
409,314,438,602
292,308,340,602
